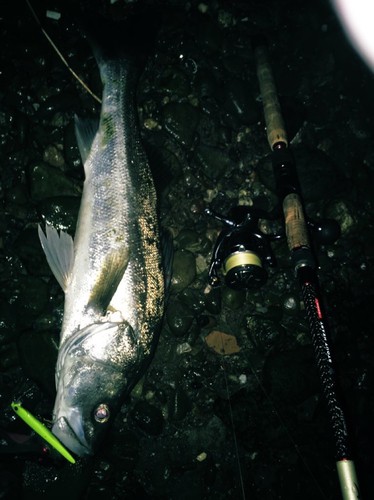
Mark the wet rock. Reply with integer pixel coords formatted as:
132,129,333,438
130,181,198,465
28,162,80,201
217,125,232,145
171,478,203,500
178,288,205,315
213,390,260,444
160,67,190,96
22,457,93,500
224,79,260,126
147,455,173,493
17,331,59,397
246,315,286,354
7,108,30,147
6,203,28,220
169,386,192,420
222,54,245,74
263,346,320,403
190,198,206,215
197,315,217,329
195,144,231,179
280,293,301,316
131,400,164,435
162,103,200,147
5,184,28,205
0,303,19,346
204,287,221,315
166,301,195,337
37,196,80,233
102,429,139,470
0,60,16,90
324,199,356,236
170,249,196,294
266,305,283,322
0,277,50,323
222,287,245,310
155,388,167,405
187,323,203,346
33,314,59,331
283,317,310,341
35,92,80,122
143,117,159,130
176,342,192,355
258,148,342,202
176,229,203,253
0,343,19,371
43,145,65,168
272,239,292,268
13,228,51,276
194,68,221,99
198,19,223,52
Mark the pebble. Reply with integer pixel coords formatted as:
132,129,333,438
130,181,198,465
195,144,231,180
28,162,80,201
246,315,286,354
131,401,164,435
263,346,320,403
162,102,200,147
221,287,245,310
281,293,301,316
166,301,195,337
224,78,260,126
170,249,196,294
17,330,59,397
169,386,192,420
37,196,80,233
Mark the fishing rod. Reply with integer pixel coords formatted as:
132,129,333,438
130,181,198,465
206,38,361,499
251,36,360,500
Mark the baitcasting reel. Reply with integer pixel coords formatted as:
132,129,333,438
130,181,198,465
205,205,283,291
206,205,341,291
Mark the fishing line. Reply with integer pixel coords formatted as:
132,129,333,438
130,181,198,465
241,348,329,500
25,0,102,103
220,317,328,499
218,338,247,500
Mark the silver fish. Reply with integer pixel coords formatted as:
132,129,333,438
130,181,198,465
38,18,168,456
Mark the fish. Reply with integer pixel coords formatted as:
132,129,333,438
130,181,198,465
38,14,171,456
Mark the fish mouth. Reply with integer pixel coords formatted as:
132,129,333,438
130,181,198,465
52,415,92,457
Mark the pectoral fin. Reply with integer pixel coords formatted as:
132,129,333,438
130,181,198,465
88,248,131,314
38,224,74,292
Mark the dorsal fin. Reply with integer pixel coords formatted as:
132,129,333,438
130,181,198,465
38,224,74,292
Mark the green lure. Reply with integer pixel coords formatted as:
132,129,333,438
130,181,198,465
11,402,76,464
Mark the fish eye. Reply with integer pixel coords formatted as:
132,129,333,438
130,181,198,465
94,404,110,424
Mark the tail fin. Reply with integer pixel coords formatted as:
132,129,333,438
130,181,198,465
78,10,161,69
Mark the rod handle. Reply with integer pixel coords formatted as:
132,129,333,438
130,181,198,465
253,43,288,149
283,193,310,251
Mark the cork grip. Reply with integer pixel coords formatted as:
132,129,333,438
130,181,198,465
254,45,288,149
283,194,310,250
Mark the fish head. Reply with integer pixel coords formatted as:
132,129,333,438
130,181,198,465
52,321,141,456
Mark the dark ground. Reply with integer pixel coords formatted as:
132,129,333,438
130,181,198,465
0,0,373,498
